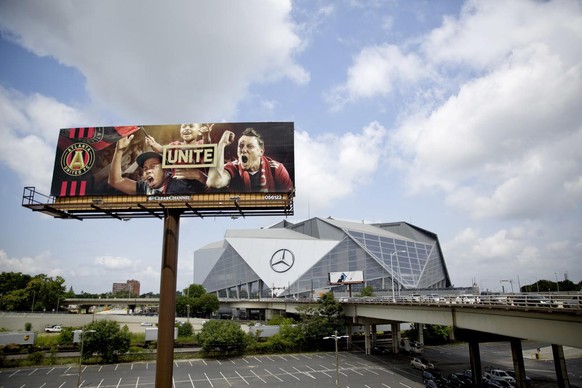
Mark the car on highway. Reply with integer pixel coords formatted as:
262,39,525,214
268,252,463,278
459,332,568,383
560,295,581,309
406,294,422,302
455,294,480,304
423,294,441,303
44,325,62,333
511,294,553,307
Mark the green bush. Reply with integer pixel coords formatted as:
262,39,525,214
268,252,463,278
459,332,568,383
27,351,44,365
130,332,145,345
35,334,60,348
178,322,193,337
58,328,74,346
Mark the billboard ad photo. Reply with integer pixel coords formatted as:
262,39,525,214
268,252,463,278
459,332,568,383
329,271,364,285
51,122,295,198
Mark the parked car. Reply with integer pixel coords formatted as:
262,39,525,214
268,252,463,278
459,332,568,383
447,373,472,387
411,357,434,370
372,345,390,354
506,370,532,386
484,368,516,385
483,377,506,387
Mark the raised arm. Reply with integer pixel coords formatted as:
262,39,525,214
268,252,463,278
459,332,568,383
207,130,235,189
108,135,138,194
145,134,163,153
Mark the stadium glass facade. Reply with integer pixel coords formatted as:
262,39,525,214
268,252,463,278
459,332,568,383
193,217,451,298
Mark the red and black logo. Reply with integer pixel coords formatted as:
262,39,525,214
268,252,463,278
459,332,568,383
60,143,96,176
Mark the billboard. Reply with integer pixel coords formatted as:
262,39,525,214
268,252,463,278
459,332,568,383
50,122,295,198
329,271,364,285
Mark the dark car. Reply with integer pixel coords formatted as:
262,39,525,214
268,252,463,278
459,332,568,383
512,294,553,307
447,373,472,387
561,295,581,309
483,377,505,387
506,370,532,387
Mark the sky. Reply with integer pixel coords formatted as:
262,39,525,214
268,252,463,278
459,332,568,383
0,0,581,295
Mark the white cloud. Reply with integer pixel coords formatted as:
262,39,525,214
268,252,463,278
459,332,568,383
391,1,582,220
422,0,582,69
294,121,387,209
0,86,90,193
325,44,427,109
0,0,307,123
0,249,57,276
94,256,135,270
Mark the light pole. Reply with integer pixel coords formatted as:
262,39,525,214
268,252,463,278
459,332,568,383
555,272,560,292
389,250,406,302
323,330,348,387
77,329,96,388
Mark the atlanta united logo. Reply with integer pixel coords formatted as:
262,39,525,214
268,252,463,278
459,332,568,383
61,143,95,176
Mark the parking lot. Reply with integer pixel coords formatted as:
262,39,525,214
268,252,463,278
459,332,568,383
1,351,428,388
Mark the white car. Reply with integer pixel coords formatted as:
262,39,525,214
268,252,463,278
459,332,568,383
44,325,62,333
410,357,434,370
455,294,480,304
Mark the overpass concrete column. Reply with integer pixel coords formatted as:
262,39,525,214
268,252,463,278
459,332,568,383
418,323,424,345
391,322,400,354
552,344,571,388
346,325,353,350
364,324,371,355
371,324,377,347
468,340,483,388
511,339,528,388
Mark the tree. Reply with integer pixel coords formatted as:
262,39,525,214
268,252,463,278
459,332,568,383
176,284,219,318
359,286,374,297
82,320,131,363
295,292,346,350
197,320,249,356
0,272,67,312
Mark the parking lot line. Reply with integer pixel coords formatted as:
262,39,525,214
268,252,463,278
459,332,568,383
264,368,283,382
279,367,301,380
220,371,233,386
318,364,334,378
235,370,250,385
250,369,267,383
293,366,317,379
204,372,214,387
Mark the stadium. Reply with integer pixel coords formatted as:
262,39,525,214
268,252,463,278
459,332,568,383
193,217,452,299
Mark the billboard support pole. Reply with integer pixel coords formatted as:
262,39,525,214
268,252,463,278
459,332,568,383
156,208,182,388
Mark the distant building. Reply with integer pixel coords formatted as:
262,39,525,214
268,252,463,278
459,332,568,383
193,217,451,298
112,279,141,296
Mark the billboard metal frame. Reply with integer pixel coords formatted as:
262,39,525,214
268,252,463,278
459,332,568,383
22,186,294,220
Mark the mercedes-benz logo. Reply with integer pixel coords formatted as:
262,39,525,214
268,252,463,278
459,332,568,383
270,249,295,273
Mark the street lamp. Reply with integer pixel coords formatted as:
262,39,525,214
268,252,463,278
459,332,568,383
77,329,96,388
323,330,348,387
555,273,560,292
